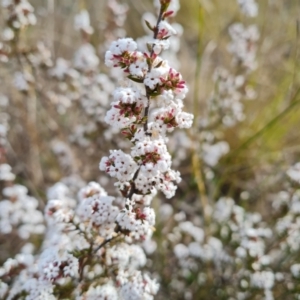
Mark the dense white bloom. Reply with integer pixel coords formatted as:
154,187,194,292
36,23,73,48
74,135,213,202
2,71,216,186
4,0,37,28
152,103,193,131
84,282,118,300
144,65,168,89
23,279,56,300
132,138,171,176
151,39,170,54
116,206,155,240
45,199,74,224
208,67,247,126
0,184,45,238
78,181,107,199
0,1,195,299
39,248,79,280
109,38,137,56
118,270,159,300
106,243,147,270
228,23,259,70
114,86,147,106
77,188,119,239
104,86,147,128
105,38,137,68
128,54,148,77
100,150,138,182
251,271,275,290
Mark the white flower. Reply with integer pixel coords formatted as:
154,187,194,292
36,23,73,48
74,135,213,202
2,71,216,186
151,103,193,132
116,207,154,240
118,270,159,300
84,282,118,300
129,56,148,77
144,60,169,89
74,10,94,34
13,71,33,91
144,69,163,89
202,141,230,167
291,264,300,278
251,271,275,290
100,150,138,182
39,248,79,280
0,281,8,299
2,27,14,41
49,58,70,79
157,20,177,39
227,23,259,70
108,38,137,56
174,243,189,259
238,0,258,17
287,163,300,183
0,163,15,181
151,39,170,54
74,43,99,72
77,189,119,239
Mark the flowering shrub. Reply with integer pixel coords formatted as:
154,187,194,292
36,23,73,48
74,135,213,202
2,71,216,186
1,0,300,299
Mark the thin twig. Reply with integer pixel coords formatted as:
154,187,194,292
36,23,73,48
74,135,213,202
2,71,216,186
128,3,166,197
93,234,119,254
143,5,164,133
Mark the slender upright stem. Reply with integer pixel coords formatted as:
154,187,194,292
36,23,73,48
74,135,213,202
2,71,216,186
127,4,166,198
191,3,211,237
143,5,164,133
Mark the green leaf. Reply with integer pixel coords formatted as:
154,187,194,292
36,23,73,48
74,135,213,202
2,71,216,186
128,75,144,83
145,19,155,31
155,60,163,68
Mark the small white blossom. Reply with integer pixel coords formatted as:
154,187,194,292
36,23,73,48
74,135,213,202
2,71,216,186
287,163,300,183
238,0,258,17
74,10,94,34
100,150,138,182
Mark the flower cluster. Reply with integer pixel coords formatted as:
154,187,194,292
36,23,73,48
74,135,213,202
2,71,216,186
0,184,45,239
0,1,192,299
97,1,193,297
228,23,260,70
102,23,193,197
0,97,45,240
0,179,159,299
2,0,36,40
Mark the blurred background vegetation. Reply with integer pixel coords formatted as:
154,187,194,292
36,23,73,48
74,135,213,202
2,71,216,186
1,0,300,298
1,0,299,192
